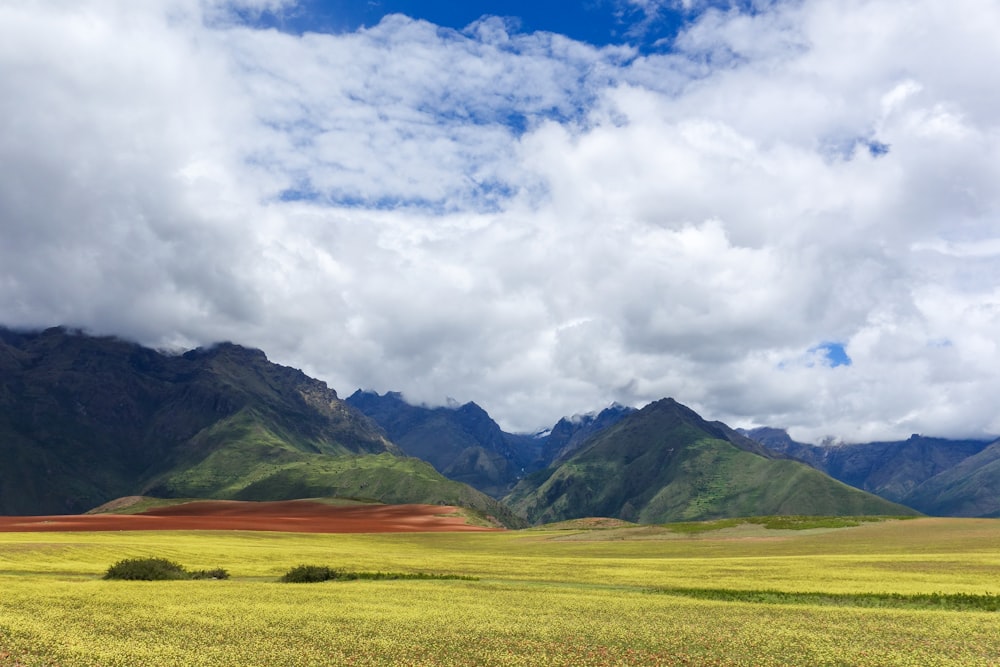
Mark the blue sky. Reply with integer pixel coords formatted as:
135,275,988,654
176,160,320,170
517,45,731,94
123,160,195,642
814,343,852,368
2,0,999,442
246,0,691,51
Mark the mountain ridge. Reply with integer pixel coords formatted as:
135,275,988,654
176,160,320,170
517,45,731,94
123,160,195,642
345,389,542,497
0,326,519,526
4,325,995,524
743,427,1000,517
345,390,638,497
505,398,914,524
542,403,638,465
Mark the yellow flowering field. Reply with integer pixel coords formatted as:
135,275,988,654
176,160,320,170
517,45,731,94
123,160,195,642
2,517,1000,666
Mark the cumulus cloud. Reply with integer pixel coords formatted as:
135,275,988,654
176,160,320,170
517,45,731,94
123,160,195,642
1,0,999,441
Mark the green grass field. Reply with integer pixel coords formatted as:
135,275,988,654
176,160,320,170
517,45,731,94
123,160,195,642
2,517,1000,666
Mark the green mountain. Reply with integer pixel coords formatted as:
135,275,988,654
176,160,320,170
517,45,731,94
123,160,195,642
0,327,520,526
506,398,917,524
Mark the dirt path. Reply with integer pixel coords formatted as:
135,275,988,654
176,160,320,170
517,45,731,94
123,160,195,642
0,501,500,533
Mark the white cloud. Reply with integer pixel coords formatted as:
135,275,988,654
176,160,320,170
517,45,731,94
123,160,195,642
1,0,999,441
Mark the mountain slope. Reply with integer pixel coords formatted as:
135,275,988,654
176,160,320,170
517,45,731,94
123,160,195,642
542,403,636,466
346,390,541,497
745,428,992,504
901,438,1000,517
0,327,517,525
506,398,916,524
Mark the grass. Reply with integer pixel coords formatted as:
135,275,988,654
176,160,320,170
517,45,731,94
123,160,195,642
1,517,1000,665
146,413,524,528
663,514,915,534
649,587,1000,611
86,496,204,515
87,493,468,514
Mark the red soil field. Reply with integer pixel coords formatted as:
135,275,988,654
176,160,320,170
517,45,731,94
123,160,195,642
0,500,502,533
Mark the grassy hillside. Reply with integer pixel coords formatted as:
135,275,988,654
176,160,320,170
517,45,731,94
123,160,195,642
0,327,521,525
135,410,519,527
507,398,917,524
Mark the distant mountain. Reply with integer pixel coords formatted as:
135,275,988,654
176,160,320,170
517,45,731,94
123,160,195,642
345,392,637,498
743,427,994,508
346,390,542,497
901,439,1000,517
541,403,636,466
0,327,520,526
506,398,915,525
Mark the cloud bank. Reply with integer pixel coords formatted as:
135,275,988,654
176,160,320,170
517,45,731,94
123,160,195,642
2,0,999,442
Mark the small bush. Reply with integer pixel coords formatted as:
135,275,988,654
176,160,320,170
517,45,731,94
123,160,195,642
278,565,477,583
190,568,231,580
103,558,229,581
104,557,188,581
280,565,343,583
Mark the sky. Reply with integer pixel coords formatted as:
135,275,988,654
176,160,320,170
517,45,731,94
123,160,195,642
2,0,999,443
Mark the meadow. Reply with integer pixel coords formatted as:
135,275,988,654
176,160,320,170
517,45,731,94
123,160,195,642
2,517,1000,666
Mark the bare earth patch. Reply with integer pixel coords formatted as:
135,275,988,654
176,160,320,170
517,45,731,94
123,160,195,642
0,500,501,533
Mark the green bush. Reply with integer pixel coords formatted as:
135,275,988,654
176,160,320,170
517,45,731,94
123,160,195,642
278,565,477,583
190,567,231,580
280,565,343,583
103,558,230,581
103,557,189,581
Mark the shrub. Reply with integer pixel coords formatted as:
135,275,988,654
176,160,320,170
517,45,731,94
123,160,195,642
190,568,231,580
280,565,343,583
103,557,188,581
103,558,230,581
278,565,477,583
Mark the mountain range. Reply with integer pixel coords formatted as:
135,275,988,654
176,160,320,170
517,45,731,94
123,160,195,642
1,326,996,523
742,428,1000,517
345,390,635,497
344,390,541,497
0,327,519,526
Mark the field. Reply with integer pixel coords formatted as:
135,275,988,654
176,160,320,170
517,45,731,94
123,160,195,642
0,500,500,533
2,513,1000,666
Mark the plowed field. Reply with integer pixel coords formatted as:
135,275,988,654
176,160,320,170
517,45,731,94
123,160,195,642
0,500,498,533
